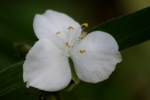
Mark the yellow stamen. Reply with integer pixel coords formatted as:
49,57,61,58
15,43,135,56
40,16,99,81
68,26,74,31
81,23,88,29
56,32,63,35
79,49,86,54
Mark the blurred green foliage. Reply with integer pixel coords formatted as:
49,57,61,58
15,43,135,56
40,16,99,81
92,7,150,50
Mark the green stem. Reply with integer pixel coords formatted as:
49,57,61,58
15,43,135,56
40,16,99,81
68,58,80,84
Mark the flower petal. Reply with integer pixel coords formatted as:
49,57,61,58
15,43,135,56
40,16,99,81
23,39,71,91
33,10,81,45
71,31,122,83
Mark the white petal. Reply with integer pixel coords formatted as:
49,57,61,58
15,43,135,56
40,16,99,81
44,10,81,33
33,10,81,46
23,39,71,91
71,31,122,83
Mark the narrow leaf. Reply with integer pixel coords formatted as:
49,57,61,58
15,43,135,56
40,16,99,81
91,7,150,50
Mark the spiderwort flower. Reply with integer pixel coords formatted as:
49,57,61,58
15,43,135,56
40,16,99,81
23,10,122,91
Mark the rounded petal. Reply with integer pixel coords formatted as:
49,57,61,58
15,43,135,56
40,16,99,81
33,10,81,43
44,10,81,33
23,39,71,91
71,31,122,83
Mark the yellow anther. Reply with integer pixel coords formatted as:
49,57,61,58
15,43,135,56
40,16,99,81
81,23,88,29
56,32,63,35
79,49,86,54
68,26,74,31
65,42,71,48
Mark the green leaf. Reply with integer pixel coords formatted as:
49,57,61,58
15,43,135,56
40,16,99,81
0,38,39,99
0,61,23,96
91,7,150,50
0,38,22,95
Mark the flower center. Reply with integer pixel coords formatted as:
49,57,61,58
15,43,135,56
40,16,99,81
55,24,88,57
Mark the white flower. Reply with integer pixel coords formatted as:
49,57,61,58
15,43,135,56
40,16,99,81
23,10,122,91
